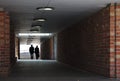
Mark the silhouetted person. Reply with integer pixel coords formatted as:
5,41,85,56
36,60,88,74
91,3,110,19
29,45,34,59
35,45,39,59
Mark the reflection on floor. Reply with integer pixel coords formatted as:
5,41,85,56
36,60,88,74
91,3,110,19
0,60,119,81
20,52,38,59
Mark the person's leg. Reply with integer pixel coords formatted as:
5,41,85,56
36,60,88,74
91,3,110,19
36,56,38,59
36,53,39,59
31,54,33,59
36,54,38,59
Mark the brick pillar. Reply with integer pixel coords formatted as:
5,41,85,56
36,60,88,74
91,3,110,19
110,4,116,78
0,11,10,76
110,3,120,78
115,4,120,78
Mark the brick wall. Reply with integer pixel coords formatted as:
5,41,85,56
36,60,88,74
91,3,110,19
41,38,53,59
0,11,16,76
0,12,11,76
57,6,111,77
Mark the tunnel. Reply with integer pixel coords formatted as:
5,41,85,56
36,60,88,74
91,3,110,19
0,1,120,81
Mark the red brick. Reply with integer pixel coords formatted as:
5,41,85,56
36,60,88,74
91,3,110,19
0,11,16,76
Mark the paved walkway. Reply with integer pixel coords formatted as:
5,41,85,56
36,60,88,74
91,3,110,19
0,60,119,81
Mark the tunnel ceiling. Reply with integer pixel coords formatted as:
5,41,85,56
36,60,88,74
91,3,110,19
0,0,119,34
0,0,119,44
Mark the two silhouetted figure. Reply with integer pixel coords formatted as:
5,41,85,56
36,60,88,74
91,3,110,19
29,45,39,59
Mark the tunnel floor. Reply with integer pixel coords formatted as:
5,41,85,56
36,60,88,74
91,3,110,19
0,60,119,81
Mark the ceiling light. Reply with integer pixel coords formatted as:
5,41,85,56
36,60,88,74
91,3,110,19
34,18,46,22
36,7,54,11
18,33,52,36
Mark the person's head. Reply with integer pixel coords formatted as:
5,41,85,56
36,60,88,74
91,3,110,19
36,45,38,48
31,45,33,47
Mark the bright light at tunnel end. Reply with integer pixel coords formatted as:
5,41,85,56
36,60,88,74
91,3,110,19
18,33,53,36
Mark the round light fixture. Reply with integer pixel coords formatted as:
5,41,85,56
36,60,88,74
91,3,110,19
36,7,54,11
34,18,46,22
